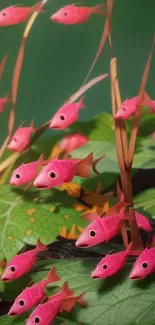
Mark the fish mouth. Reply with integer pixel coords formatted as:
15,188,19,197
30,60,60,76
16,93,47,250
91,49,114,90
50,124,60,130
76,243,89,248
91,275,100,279
35,185,48,189
1,277,10,282
129,275,142,280
8,311,17,317
51,15,59,22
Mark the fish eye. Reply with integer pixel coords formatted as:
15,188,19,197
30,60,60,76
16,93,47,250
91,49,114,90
2,12,6,16
141,262,148,269
89,230,96,238
34,316,40,324
48,171,56,178
15,173,20,179
10,266,15,272
102,264,107,269
122,107,126,111
60,115,65,120
64,12,67,16
19,299,25,306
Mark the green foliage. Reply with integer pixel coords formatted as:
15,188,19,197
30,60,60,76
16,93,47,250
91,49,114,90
134,189,155,218
0,185,88,261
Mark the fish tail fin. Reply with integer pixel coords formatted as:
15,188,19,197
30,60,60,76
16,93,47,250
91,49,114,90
92,154,106,174
60,292,86,312
31,2,45,13
60,281,74,298
79,96,87,109
47,267,60,284
35,239,48,253
126,241,141,257
93,3,105,15
75,153,93,178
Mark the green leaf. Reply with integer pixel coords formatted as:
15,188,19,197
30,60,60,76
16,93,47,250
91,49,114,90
0,185,88,260
134,188,155,218
3,258,155,325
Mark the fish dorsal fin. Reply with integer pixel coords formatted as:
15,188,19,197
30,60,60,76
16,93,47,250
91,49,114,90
99,210,106,218
40,296,48,305
19,120,25,128
27,280,34,287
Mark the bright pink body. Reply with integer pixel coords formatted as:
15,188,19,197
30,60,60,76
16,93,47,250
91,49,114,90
33,153,93,190
135,211,152,232
0,94,9,113
8,122,34,152
75,210,125,248
130,247,155,280
10,154,44,186
92,244,133,279
49,97,86,130
8,267,60,316
26,282,74,325
33,158,79,189
152,131,155,141
0,6,33,26
115,95,155,120
60,133,88,154
1,240,47,282
51,4,104,25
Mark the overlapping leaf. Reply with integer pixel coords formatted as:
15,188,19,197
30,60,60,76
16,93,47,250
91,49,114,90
0,185,88,261
134,188,155,218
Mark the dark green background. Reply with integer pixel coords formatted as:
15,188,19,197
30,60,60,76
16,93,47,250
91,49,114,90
0,0,155,141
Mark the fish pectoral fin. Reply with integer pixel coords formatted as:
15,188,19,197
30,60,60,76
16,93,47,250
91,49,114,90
75,153,93,178
27,280,34,287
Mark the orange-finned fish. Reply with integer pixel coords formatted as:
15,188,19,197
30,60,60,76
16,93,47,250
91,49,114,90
26,282,86,325
92,242,139,279
49,97,86,130
10,154,45,187
33,153,103,190
51,3,104,25
59,133,88,154
7,120,35,152
129,246,155,280
0,2,45,26
1,239,47,282
8,267,60,316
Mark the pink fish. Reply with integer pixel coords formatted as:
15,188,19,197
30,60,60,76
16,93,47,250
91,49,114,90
26,282,86,325
51,3,104,25
59,133,88,154
8,121,35,152
135,211,152,232
8,267,60,316
0,2,44,26
91,242,138,279
115,94,155,120
33,153,95,190
75,206,130,248
0,93,9,113
10,154,45,187
49,97,86,130
129,246,155,280
1,239,47,282
152,131,155,141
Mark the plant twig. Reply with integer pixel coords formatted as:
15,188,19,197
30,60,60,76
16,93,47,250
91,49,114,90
128,34,155,168
110,57,143,251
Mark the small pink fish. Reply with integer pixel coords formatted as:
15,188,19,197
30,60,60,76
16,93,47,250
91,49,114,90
0,2,44,26
8,121,35,152
75,206,130,248
129,246,155,280
10,154,45,187
115,95,155,120
92,242,137,279
59,133,88,154
1,239,47,282
33,153,94,190
135,211,152,233
0,93,9,113
49,97,86,130
8,267,60,316
152,131,155,141
26,282,86,325
51,3,104,25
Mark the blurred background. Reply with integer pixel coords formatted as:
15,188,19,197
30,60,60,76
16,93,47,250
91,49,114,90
0,0,155,141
